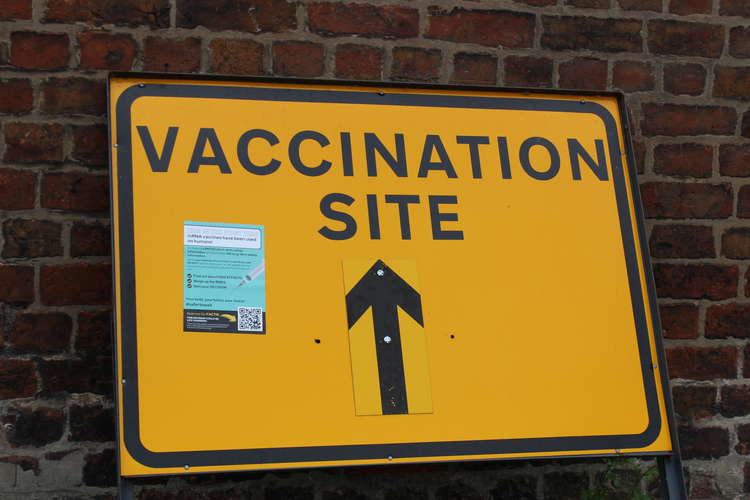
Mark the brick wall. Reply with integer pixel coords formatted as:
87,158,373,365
0,0,748,498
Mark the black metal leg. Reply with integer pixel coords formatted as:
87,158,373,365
658,454,687,499
119,476,135,500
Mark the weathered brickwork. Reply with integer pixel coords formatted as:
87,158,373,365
0,0,748,498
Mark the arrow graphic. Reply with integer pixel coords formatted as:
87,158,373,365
345,260,424,415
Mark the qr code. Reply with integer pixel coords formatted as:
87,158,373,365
238,307,263,332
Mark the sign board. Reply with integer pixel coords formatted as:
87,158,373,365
109,75,676,478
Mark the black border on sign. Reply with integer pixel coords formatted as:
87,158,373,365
111,78,662,470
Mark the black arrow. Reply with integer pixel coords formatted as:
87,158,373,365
345,260,423,415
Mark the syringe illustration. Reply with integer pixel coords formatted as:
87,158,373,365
237,260,265,287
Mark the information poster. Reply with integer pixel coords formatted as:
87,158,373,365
183,221,266,334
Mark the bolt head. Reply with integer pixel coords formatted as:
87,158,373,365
384,336,392,343
376,269,385,276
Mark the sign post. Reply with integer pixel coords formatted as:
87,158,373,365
108,74,686,498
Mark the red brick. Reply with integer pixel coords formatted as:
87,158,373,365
565,0,608,7
667,346,737,379
720,0,750,16
659,304,699,339
38,358,111,396
670,0,711,15
747,268,750,298
679,426,729,458
0,0,31,19
273,42,324,77
613,61,654,92
663,63,706,96
451,53,497,85
641,182,732,219
0,80,33,114
428,8,534,48
0,360,37,398
10,313,72,353
707,304,750,338
559,57,607,90
721,386,750,416
632,139,646,174
649,224,715,258
504,56,552,88
391,47,441,82
0,265,33,304
542,16,642,52
72,125,108,168
144,37,201,73
335,44,383,80
736,424,750,454
76,310,111,357
42,78,106,116
618,0,661,10
309,3,416,39
714,66,750,100
178,0,296,32
672,385,716,420
41,264,111,306
653,143,712,178
44,0,169,27
741,185,750,218
654,264,738,300
3,219,62,258
648,20,724,57
71,222,111,257
10,32,69,70
4,123,64,164
729,27,750,57
722,228,750,259
691,472,724,498
209,39,264,76
41,173,109,212
78,32,136,71
641,104,736,136
0,169,35,210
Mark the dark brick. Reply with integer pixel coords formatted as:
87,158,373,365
721,0,750,16
0,169,35,210
322,488,371,500
144,37,201,73
670,0,711,15
0,0,31,19
2,407,64,447
45,0,169,27
83,449,116,487
10,312,71,353
722,228,750,259
648,20,724,57
69,405,115,442
504,56,552,88
667,346,737,379
41,264,111,306
42,173,109,212
721,386,750,416
428,8,534,48
729,26,750,57
542,16,642,52
72,124,108,167
435,482,481,500
664,63,706,96
335,44,383,80
71,222,111,257
4,122,64,163
0,265,34,304
618,0,661,10
741,185,750,217
266,485,314,500
719,144,750,177
3,219,63,258
655,264,738,300
178,0,296,32
679,426,728,458
641,104,736,136
566,0,608,7
613,60,654,92
0,360,37,398
559,57,607,90
78,32,136,70
273,42,324,77
544,472,588,500
691,472,724,498
209,39,264,76
384,486,427,500
452,53,497,85
649,224,714,258
391,47,441,82
714,66,750,100
76,310,111,357
659,304,699,339
640,182,732,218
632,139,646,174
653,143,712,178
736,424,750,454
743,112,750,138
707,304,750,338
673,385,716,421
0,79,33,114
10,32,69,70
38,358,112,396
490,476,537,500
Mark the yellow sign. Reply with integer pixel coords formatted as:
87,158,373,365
109,75,674,477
